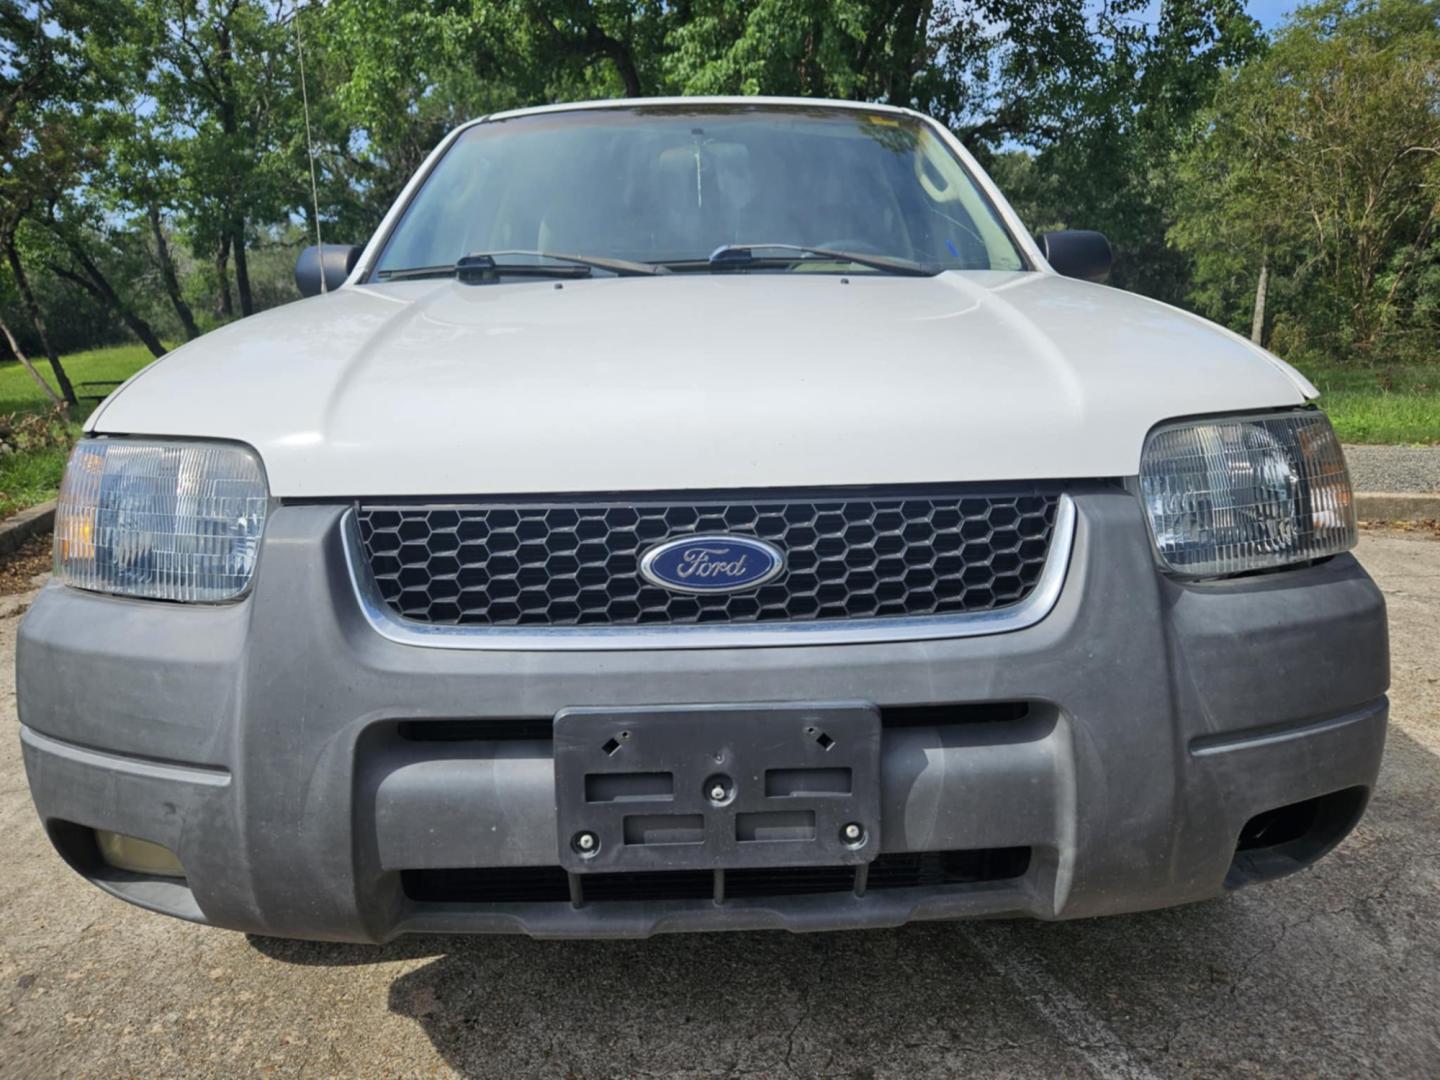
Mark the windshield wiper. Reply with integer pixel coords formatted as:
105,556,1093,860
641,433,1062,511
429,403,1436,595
700,243,940,277
375,250,667,283
373,263,457,282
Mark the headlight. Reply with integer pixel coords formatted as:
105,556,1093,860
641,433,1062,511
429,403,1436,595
54,439,270,602
1139,411,1355,578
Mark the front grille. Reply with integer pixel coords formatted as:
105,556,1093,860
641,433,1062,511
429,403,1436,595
356,489,1060,627
401,848,1032,904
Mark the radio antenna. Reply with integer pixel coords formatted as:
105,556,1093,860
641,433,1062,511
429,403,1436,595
295,6,325,292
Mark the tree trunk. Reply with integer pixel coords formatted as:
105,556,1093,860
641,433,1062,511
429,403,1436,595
216,233,234,317
887,0,930,105
1250,254,1269,347
3,238,77,406
581,23,642,97
231,218,253,316
148,203,200,340
609,45,643,98
53,241,168,359
0,313,65,409
214,22,253,316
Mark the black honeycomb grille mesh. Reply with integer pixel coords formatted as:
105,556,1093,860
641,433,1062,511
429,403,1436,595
356,491,1061,627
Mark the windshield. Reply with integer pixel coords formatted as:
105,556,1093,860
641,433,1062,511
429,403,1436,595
372,105,1027,278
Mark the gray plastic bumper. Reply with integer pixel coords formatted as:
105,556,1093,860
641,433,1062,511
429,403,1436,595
16,491,1389,941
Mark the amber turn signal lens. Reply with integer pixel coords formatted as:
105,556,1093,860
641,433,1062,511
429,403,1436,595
94,830,185,878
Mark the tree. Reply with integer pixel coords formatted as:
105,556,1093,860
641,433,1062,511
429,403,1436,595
1173,0,1440,362
990,0,1265,304
321,0,1264,299
320,1,525,222
105,110,204,341
659,0,1264,305
0,255,67,408
137,0,302,318
0,0,98,405
321,0,663,219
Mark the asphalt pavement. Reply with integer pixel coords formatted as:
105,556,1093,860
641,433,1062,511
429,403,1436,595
2,530,1437,1079
1344,445,1440,493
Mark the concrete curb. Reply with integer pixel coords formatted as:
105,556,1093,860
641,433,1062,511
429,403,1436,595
0,500,56,558
1355,492,1440,523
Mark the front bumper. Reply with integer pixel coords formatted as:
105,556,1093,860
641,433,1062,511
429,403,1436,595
17,491,1389,941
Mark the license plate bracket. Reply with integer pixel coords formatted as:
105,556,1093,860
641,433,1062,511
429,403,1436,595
554,702,881,874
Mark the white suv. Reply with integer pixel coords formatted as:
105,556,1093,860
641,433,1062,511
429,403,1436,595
19,98,1388,941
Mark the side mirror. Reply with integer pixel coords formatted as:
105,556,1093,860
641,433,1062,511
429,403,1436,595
1036,230,1112,284
295,244,363,297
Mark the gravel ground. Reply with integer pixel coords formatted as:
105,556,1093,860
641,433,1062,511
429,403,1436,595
1344,445,1440,492
2,533,1438,1079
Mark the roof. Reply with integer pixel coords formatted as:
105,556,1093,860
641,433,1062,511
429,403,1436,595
482,95,921,124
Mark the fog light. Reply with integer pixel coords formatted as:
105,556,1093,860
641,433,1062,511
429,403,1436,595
94,830,185,878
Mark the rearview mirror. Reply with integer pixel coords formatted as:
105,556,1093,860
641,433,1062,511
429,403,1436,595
295,244,363,298
1036,230,1112,284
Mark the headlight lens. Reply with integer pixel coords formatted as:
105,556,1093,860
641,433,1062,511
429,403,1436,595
54,439,269,602
1140,411,1355,577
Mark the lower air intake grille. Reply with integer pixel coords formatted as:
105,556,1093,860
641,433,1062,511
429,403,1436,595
357,490,1060,626
402,848,1031,904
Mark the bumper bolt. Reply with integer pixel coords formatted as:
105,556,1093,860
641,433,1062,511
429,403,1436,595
573,831,598,854
704,774,734,804
842,822,864,844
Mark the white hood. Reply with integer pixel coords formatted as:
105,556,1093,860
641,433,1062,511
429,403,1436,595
91,271,1315,497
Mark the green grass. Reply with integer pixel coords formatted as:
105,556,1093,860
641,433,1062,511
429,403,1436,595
0,343,156,417
1298,363,1440,445
0,446,71,520
0,343,156,519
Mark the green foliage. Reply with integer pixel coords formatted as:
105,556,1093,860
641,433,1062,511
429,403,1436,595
1173,0,1440,364
994,1,1265,304
0,405,72,452
0,443,70,519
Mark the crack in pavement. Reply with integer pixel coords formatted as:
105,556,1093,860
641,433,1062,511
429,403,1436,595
960,925,1164,1080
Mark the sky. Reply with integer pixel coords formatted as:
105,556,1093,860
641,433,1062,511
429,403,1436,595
1245,0,1304,30
1137,0,1302,32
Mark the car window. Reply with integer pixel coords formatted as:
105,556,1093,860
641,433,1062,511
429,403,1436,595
374,105,1027,276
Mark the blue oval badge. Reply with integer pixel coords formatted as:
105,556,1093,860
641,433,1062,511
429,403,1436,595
639,534,785,594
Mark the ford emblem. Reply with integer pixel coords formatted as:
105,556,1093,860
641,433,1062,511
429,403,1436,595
639,534,785,594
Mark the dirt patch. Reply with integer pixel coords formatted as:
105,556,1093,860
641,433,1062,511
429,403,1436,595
1360,518,1440,538
0,534,51,594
